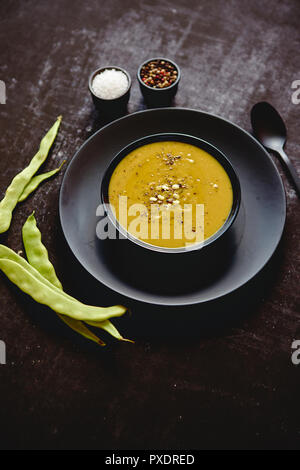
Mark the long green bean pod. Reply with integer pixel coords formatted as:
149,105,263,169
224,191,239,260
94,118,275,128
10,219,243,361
22,213,105,344
0,116,62,233
0,243,129,344
0,243,107,344
18,161,65,203
0,243,124,315
56,316,106,346
85,319,130,342
22,212,63,289
22,213,129,344
0,258,125,321
0,243,71,293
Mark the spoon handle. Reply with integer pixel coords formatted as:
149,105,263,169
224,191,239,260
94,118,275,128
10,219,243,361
276,148,300,197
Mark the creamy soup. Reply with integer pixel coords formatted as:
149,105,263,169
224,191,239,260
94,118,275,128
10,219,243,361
108,141,233,248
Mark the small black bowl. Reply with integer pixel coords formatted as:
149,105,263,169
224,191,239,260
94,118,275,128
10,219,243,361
89,66,131,115
137,58,181,107
101,133,241,255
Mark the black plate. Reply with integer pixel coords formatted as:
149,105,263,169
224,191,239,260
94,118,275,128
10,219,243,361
59,108,286,306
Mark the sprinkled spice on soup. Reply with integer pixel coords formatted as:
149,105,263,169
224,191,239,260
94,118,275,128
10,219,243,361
108,141,233,248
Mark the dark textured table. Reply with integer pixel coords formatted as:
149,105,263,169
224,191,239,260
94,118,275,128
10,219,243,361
0,0,299,450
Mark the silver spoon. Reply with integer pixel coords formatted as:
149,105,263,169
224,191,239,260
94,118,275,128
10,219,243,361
251,101,300,197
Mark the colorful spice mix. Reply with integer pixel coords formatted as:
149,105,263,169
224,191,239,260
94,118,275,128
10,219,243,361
140,60,178,89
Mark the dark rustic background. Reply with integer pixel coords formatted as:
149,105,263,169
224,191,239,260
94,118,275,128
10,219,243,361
0,0,299,450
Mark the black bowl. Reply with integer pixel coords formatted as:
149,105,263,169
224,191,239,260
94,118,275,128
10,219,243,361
89,66,131,115
101,133,241,255
137,58,180,107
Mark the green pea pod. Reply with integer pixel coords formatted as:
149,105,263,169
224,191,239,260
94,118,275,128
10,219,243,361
58,316,106,346
0,243,73,294
0,243,124,317
22,212,105,346
0,257,126,321
22,212,63,289
0,243,128,344
18,161,66,203
85,319,133,343
0,243,99,344
0,116,62,233
21,213,130,343
22,212,105,344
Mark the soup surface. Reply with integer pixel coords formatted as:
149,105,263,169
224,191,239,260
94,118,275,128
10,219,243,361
108,141,233,248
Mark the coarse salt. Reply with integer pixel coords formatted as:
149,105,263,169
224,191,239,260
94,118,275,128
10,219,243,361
92,69,128,100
